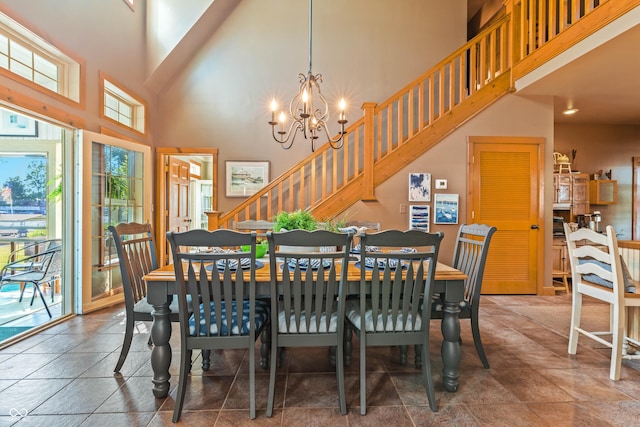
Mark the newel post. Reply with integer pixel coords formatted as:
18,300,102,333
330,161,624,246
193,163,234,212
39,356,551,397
362,102,377,201
205,211,222,230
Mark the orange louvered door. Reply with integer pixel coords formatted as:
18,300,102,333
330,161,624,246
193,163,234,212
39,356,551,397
469,137,543,294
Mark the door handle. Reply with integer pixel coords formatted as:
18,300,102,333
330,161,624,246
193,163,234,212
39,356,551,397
531,225,539,230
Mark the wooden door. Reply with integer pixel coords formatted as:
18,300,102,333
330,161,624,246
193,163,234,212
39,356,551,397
468,136,544,294
168,156,191,234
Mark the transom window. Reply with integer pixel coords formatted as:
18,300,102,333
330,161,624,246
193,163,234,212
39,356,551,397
0,13,80,103
101,75,146,134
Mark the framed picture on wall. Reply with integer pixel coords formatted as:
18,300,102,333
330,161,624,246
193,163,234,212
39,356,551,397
434,193,459,224
408,172,431,202
225,161,270,197
409,205,430,232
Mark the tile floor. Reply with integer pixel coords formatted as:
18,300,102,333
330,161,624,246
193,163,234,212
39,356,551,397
1,294,640,426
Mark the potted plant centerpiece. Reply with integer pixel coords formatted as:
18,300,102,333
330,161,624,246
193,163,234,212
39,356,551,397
272,209,320,253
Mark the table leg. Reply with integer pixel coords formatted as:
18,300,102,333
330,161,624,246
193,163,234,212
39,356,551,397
151,300,172,399
441,299,461,392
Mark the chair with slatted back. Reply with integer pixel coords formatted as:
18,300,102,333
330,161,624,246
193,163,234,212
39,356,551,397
167,229,270,421
109,222,189,373
564,223,640,380
346,230,443,414
265,229,354,417
431,223,496,369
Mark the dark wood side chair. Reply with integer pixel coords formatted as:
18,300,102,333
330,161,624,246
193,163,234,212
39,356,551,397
109,222,166,373
167,229,269,420
346,230,443,414
265,229,354,417
431,223,496,369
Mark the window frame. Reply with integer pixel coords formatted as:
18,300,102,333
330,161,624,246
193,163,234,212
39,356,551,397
0,9,84,107
99,71,147,136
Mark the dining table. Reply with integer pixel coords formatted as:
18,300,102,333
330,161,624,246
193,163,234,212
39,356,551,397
143,259,467,399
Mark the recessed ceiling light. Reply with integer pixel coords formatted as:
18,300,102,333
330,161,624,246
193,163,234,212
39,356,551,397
563,108,579,115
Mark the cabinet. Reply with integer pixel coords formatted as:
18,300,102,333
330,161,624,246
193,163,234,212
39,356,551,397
552,237,570,273
589,180,617,205
553,173,590,221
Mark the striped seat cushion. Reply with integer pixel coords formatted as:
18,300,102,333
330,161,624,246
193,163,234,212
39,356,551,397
346,300,422,332
189,300,269,336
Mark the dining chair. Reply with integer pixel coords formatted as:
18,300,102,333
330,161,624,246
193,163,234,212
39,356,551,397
233,219,275,235
431,223,496,369
346,230,443,414
167,229,270,421
0,242,62,318
564,223,640,380
109,222,170,373
110,222,215,372
265,229,354,417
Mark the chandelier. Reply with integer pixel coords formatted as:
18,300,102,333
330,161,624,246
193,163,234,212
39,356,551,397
268,0,348,152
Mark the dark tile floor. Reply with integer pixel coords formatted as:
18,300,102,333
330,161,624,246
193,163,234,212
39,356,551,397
0,294,639,426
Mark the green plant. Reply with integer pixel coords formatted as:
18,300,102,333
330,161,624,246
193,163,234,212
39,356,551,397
322,215,349,232
272,209,318,231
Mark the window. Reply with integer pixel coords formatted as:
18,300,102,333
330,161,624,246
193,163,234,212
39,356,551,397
101,74,146,134
0,13,81,104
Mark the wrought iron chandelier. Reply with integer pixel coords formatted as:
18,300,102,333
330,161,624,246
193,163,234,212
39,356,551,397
268,0,347,152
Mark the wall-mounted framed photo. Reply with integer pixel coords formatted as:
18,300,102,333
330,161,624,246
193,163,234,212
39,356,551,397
409,205,430,232
0,110,38,137
434,193,459,224
408,172,431,202
225,161,270,197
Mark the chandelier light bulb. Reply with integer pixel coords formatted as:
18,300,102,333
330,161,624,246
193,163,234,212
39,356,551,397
267,0,348,151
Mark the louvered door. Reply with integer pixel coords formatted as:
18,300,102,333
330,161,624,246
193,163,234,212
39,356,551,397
468,137,544,294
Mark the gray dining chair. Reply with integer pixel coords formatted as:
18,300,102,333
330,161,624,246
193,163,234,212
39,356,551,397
346,229,443,414
167,229,270,421
109,222,169,373
265,229,354,417
431,223,496,369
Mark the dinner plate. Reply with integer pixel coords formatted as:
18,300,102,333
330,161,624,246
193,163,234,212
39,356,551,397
355,258,407,270
205,259,264,272
281,258,331,271
350,244,380,254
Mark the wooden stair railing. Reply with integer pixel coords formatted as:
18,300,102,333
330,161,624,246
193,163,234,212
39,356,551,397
213,14,512,230
212,0,633,230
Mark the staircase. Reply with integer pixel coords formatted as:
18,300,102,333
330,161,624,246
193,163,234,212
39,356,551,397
210,0,635,230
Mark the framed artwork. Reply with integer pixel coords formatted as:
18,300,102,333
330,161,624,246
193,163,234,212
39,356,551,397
225,161,270,197
434,193,459,224
409,205,430,232
0,110,38,137
408,173,431,202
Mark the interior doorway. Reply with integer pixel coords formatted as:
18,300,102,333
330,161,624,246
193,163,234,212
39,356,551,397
156,148,218,265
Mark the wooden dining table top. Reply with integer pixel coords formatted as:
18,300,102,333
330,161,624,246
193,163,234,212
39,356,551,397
144,260,467,283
